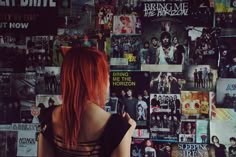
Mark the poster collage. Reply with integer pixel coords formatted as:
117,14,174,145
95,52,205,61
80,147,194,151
0,0,236,156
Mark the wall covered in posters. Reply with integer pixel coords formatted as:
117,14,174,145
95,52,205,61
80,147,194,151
0,0,236,156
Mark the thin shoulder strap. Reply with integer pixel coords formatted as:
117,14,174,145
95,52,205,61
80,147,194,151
39,106,57,142
100,114,131,157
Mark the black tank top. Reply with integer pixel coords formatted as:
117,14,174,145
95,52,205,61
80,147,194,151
40,106,131,157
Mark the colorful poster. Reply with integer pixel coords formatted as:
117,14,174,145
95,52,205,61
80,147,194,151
181,91,210,119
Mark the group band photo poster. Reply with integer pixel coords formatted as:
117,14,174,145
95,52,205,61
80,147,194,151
109,71,150,127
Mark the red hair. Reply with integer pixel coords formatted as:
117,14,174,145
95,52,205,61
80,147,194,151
60,47,109,147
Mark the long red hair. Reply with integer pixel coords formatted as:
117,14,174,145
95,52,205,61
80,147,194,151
60,47,109,147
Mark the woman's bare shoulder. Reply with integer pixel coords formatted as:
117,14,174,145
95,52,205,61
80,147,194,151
78,104,112,142
51,104,112,142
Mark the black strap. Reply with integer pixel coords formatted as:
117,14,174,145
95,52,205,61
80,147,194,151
100,114,131,157
39,105,57,143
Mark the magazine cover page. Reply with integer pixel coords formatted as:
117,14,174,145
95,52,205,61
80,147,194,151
140,0,189,71
110,71,150,127
11,123,38,157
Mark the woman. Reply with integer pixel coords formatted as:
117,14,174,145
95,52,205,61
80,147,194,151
38,47,136,157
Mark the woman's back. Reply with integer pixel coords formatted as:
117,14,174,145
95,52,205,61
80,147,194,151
45,103,131,157
52,103,111,143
